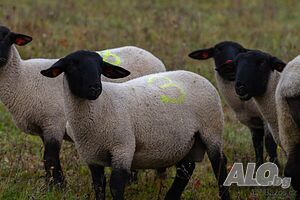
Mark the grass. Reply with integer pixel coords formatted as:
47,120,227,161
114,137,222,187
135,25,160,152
0,0,299,199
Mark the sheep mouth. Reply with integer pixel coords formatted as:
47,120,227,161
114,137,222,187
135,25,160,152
215,63,236,81
238,94,251,101
86,92,101,100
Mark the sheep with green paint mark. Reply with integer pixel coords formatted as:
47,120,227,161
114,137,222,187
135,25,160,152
41,50,230,200
0,25,166,186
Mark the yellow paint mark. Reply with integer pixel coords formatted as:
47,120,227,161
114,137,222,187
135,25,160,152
147,76,186,104
97,50,121,65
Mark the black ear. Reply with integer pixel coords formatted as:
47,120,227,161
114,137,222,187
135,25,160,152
10,32,32,46
101,61,130,79
270,56,286,72
188,47,214,60
40,59,65,78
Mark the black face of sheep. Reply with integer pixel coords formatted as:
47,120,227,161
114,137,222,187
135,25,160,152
0,25,32,67
232,50,286,101
40,50,130,100
188,41,248,81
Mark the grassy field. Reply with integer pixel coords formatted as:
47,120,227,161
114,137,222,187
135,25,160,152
0,0,300,199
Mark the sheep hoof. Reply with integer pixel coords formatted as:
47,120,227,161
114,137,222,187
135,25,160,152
45,172,66,190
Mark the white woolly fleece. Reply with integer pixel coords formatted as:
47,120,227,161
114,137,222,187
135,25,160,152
253,71,281,146
276,55,300,153
0,45,166,146
64,70,224,170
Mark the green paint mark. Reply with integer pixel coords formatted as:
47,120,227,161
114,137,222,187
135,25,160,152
147,76,186,104
97,50,121,65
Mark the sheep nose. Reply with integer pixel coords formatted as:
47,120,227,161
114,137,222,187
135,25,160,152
89,85,102,96
235,82,247,96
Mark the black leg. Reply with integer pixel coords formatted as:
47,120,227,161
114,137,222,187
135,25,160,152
264,126,279,165
250,128,264,167
208,151,230,200
284,144,300,198
89,165,106,200
42,137,65,187
164,161,195,200
110,168,130,200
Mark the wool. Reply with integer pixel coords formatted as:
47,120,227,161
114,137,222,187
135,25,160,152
99,46,166,83
0,44,166,181
1,45,166,138
64,70,224,170
254,72,281,145
189,41,277,166
276,55,300,153
215,74,264,128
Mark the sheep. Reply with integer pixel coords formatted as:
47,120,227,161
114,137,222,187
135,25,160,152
276,55,300,198
228,50,286,148
188,41,278,167
40,50,230,200
0,25,166,186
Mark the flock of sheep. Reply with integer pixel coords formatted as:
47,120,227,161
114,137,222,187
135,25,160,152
0,24,299,200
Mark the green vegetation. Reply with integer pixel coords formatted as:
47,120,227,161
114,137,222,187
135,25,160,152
0,0,299,199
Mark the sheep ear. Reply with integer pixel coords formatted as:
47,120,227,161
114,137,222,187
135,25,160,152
101,61,130,79
188,47,214,60
270,56,286,72
40,59,65,78
10,32,32,46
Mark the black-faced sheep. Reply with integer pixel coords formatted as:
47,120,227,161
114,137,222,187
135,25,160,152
41,50,230,200
230,50,286,147
0,25,166,186
189,41,278,166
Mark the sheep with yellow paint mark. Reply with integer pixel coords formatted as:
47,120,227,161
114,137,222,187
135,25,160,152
0,26,166,187
41,49,230,200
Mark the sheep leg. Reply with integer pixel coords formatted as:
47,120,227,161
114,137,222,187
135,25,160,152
109,147,133,200
110,168,130,200
197,129,230,199
264,126,279,166
42,137,65,187
285,97,300,197
89,165,106,200
164,161,195,200
208,151,230,200
284,144,300,197
250,128,264,167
